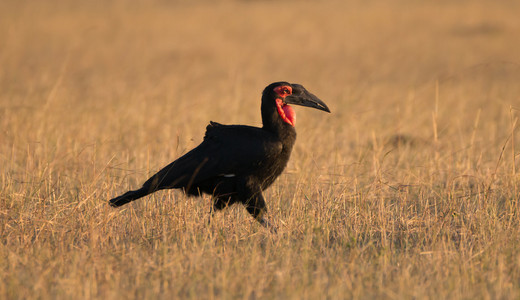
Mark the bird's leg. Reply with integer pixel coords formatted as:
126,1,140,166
243,190,278,233
206,202,214,226
207,196,233,225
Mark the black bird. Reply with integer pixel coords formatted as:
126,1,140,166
109,82,330,230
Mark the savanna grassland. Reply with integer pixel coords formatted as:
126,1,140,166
1,0,520,299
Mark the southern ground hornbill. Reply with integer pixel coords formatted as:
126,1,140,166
109,82,330,230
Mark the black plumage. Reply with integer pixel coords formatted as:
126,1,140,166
109,82,330,230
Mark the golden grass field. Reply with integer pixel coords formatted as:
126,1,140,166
2,0,520,298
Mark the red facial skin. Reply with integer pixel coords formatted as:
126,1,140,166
273,86,296,126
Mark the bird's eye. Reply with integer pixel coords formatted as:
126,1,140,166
274,86,292,96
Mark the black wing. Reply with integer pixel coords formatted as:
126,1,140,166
141,122,283,192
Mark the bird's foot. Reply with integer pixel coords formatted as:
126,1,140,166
259,218,278,233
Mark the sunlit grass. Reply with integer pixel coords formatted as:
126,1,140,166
1,0,520,298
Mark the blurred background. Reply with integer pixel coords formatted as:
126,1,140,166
2,0,519,158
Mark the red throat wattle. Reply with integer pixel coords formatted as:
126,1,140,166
276,98,296,126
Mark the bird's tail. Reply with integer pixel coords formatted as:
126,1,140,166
108,188,150,207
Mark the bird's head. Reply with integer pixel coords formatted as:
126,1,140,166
262,82,330,127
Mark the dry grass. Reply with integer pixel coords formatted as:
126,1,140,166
1,0,520,299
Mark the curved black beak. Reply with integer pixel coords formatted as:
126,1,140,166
285,84,331,113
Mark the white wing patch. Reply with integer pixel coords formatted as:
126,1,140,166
222,174,236,178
